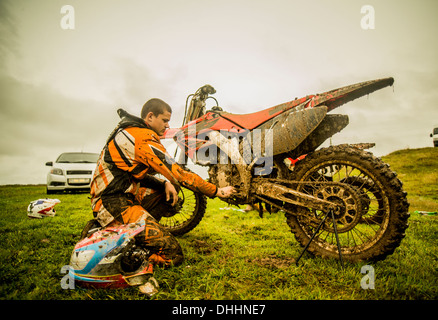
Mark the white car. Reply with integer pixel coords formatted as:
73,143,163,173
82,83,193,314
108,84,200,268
46,152,99,194
430,126,438,147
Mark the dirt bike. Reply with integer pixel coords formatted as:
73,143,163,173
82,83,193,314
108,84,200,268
158,77,410,263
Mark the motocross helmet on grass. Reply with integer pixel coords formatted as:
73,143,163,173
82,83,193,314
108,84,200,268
27,199,60,219
70,219,159,295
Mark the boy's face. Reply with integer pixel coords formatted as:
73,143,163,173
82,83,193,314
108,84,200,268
144,111,171,136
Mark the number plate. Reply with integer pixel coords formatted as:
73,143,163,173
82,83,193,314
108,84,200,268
68,178,90,184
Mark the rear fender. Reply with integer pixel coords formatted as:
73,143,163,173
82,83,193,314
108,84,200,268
309,77,394,112
260,106,328,156
288,114,349,158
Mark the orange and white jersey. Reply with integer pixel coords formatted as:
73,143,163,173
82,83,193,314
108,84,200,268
90,126,217,225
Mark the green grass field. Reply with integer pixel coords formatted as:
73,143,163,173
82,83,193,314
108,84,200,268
0,147,437,300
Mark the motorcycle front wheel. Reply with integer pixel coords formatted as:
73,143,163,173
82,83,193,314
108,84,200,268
285,144,410,262
158,187,207,236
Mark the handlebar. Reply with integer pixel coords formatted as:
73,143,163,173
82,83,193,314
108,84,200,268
199,84,216,95
182,84,218,125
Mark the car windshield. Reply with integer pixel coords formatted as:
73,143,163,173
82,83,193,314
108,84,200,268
434,128,438,135
56,152,99,163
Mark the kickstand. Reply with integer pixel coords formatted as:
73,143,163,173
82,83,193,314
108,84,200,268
295,209,344,268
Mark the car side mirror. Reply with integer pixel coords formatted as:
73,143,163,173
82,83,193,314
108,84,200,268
46,161,53,166
430,133,433,138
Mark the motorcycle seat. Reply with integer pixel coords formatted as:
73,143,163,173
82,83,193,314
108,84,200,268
218,101,298,130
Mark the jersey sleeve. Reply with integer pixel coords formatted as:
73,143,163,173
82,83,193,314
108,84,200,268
136,129,218,198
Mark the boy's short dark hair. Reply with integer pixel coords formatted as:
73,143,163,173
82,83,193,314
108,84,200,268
141,98,172,119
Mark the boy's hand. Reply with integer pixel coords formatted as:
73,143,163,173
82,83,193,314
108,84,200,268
217,186,236,198
164,181,179,206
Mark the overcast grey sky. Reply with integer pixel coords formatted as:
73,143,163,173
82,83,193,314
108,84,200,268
0,0,437,185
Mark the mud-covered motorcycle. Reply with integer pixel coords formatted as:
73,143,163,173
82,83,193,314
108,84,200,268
159,77,410,263
69,77,409,290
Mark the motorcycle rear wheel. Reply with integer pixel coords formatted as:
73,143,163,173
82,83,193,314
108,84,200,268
286,144,410,262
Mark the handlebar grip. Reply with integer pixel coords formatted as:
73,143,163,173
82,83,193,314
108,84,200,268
201,85,216,95
117,108,129,118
